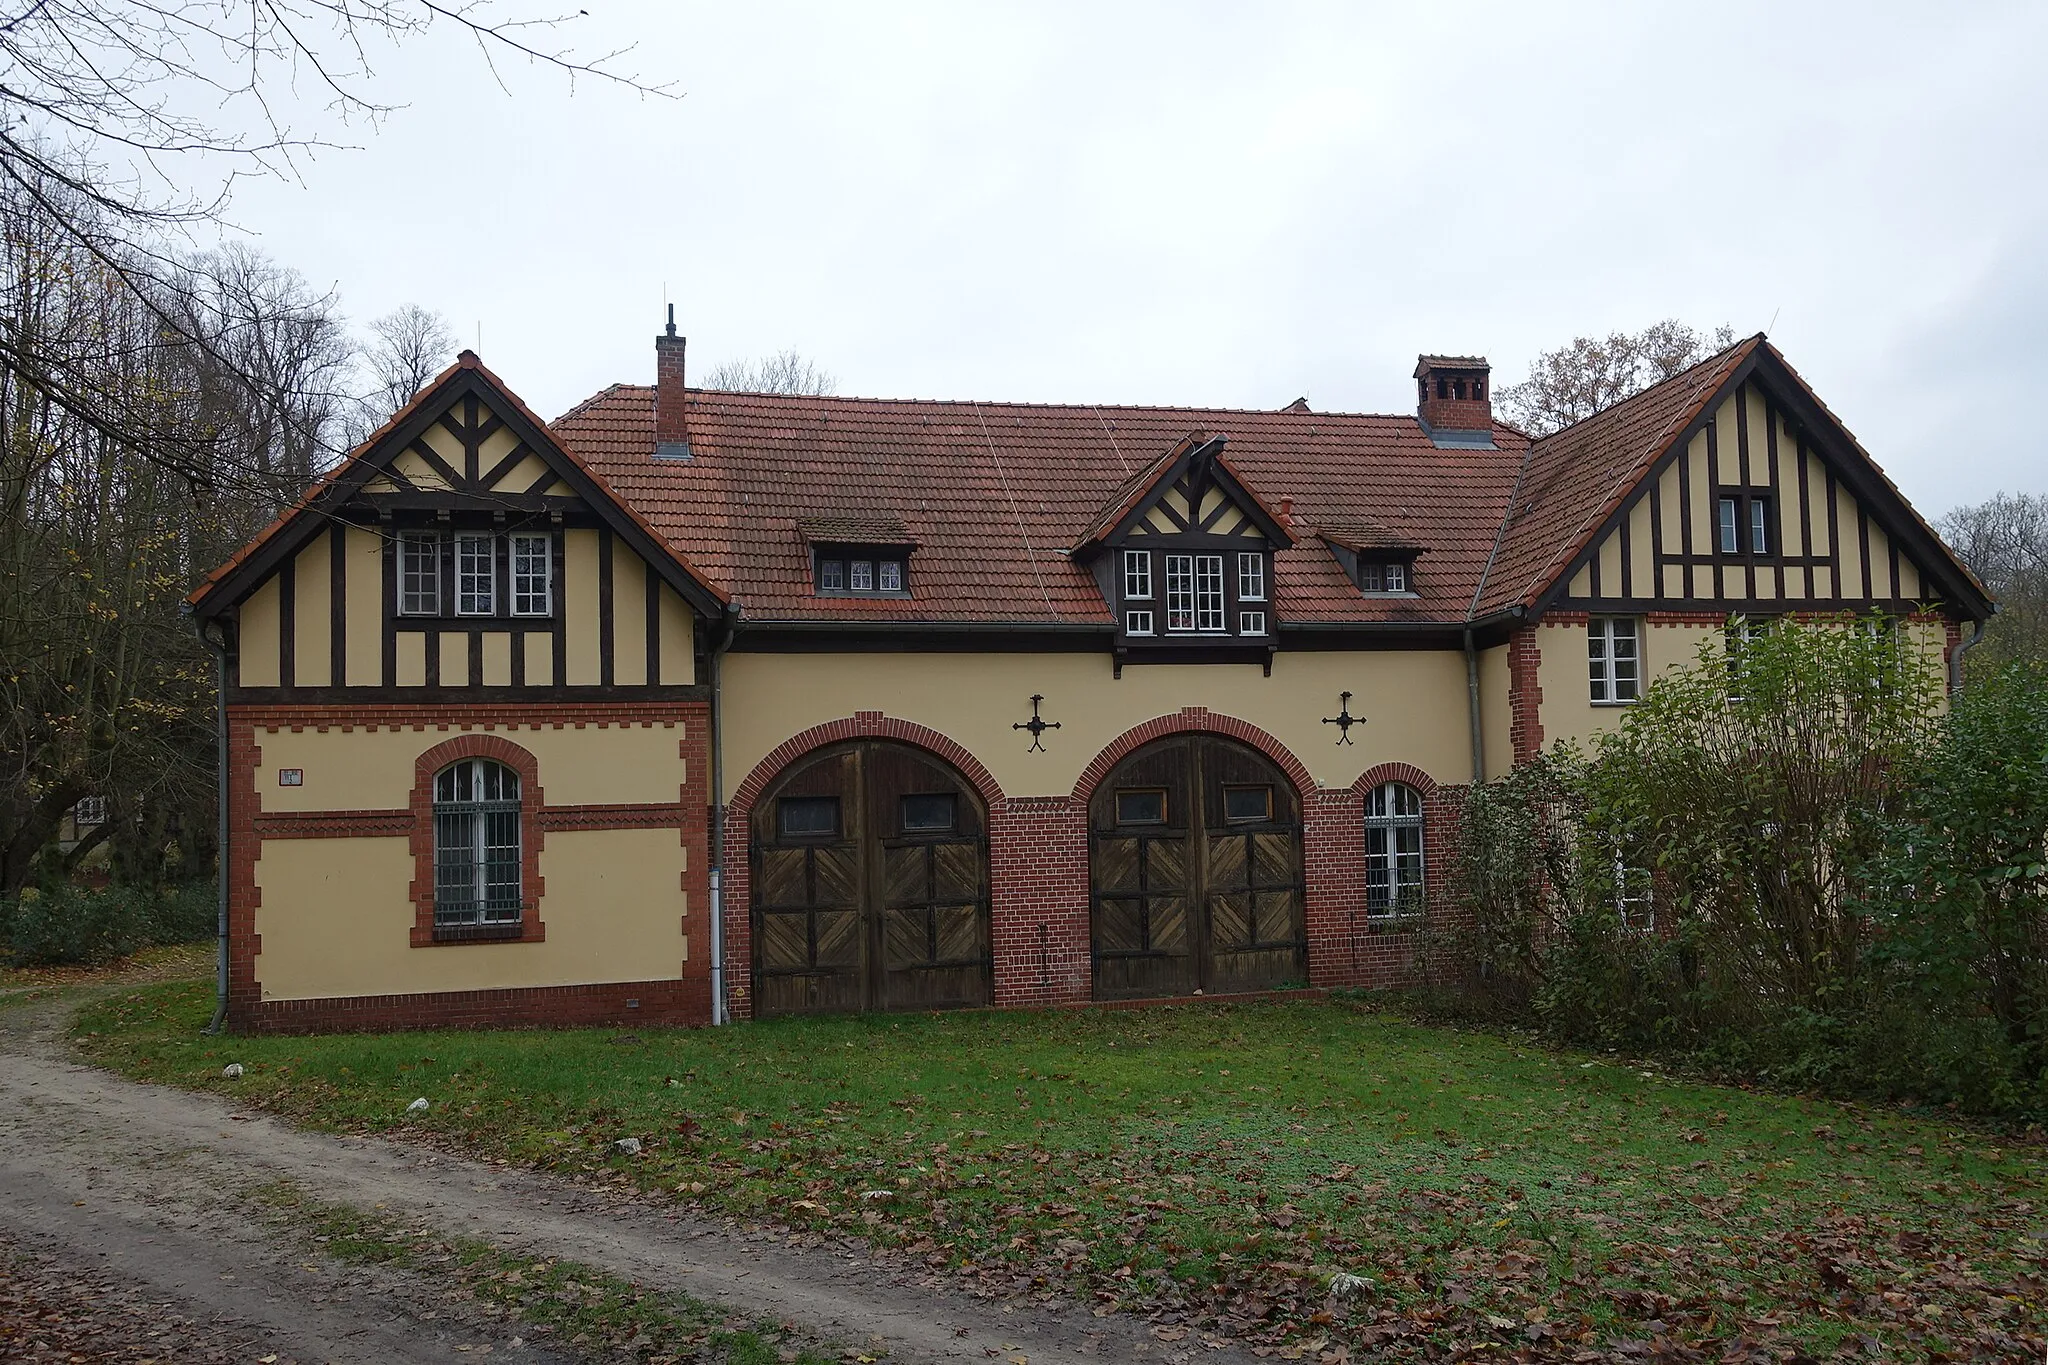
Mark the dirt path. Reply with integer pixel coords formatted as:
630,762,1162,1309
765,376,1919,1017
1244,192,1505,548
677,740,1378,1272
0,992,1237,1365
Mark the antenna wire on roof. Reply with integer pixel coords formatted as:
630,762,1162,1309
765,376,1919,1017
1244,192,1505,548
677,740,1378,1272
974,403,1061,622
1092,405,1130,474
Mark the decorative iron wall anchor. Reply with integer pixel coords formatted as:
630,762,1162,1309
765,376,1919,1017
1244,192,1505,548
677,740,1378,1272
1013,694,1061,752
1322,690,1364,745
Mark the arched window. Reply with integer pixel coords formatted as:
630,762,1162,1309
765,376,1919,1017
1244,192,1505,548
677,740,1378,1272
433,758,523,930
1364,782,1424,919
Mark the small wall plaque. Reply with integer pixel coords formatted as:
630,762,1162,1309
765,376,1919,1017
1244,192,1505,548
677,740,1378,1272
277,769,304,787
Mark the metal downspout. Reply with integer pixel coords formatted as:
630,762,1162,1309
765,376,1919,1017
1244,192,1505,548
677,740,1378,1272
188,607,230,1036
1949,614,1991,694
707,606,738,1026
1463,627,1484,785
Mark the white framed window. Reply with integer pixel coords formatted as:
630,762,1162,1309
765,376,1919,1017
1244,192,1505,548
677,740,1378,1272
510,533,552,616
1126,609,1154,636
1358,561,1407,592
1239,610,1266,636
432,758,522,931
1165,552,1225,632
1122,549,1152,600
819,559,845,591
878,560,903,592
1365,782,1425,918
398,531,440,616
456,533,496,616
73,796,106,827
1237,551,1266,602
850,560,874,591
1718,496,1740,554
1588,616,1641,703
1615,852,1654,931
1195,554,1224,631
1750,496,1771,555
1724,616,1773,700
1165,553,1196,631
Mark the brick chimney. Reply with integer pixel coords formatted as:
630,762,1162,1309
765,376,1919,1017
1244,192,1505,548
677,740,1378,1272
655,305,689,460
1414,355,1492,434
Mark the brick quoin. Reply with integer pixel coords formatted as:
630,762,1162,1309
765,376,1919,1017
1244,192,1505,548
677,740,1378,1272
1507,625,1543,764
225,700,711,1034
722,708,1453,1020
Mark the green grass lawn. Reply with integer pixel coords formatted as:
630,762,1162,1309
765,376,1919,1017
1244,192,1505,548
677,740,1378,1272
74,983,2046,1361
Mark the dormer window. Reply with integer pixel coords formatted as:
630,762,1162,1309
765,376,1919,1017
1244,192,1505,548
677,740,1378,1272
1237,551,1266,602
1122,549,1152,600
798,516,918,600
1358,561,1408,593
1164,553,1227,633
814,550,910,597
1073,433,1292,655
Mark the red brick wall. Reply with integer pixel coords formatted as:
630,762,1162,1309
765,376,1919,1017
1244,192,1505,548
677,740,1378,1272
226,700,711,1034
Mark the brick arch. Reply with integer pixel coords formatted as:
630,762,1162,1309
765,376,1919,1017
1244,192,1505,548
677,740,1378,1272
1070,707,1316,804
727,711,1005,825
1349,761,1441,799
408,733,546,949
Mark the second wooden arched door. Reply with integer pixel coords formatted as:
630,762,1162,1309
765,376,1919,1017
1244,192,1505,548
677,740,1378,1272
1088,734,1307,1000
751,740,992,1018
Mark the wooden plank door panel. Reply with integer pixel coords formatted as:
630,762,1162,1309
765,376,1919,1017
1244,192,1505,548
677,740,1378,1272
1090,734,1308,1001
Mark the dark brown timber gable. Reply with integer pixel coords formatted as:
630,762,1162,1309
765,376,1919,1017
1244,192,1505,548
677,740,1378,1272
1533,343,1992,620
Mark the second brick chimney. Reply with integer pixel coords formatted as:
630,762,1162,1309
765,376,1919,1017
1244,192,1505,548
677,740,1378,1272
655,305,690,460
1414,355,1493,437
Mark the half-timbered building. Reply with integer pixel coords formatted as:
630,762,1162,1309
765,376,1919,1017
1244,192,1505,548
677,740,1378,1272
187,327,1992,1030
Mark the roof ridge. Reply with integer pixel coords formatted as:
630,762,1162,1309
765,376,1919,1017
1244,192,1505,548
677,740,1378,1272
602,382,1495,427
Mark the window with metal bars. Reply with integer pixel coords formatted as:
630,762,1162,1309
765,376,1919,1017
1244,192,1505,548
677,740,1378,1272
1364,781,1425,918
433,759,523,932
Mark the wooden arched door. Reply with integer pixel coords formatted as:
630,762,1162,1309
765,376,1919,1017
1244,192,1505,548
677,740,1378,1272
751,740,991,1018
1088,734,1307,1000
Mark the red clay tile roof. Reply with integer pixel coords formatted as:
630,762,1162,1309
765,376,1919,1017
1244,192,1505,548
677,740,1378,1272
1474,336,1761,615
795,515,916,546
1313,515,1426,555
554,390,1528,626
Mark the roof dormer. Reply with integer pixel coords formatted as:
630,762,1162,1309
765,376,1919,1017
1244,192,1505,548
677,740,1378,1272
1072,433,1294,666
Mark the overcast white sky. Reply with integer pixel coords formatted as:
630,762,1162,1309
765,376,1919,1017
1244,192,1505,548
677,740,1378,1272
223,1,2047,517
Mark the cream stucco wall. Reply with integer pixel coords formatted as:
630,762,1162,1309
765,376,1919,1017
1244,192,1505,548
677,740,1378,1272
720,649,1476,800
1535,621,1719,753
1535,618,1951,754
252,827,688,1000
1478,643,1512,781
292,532,332,686
238,577,281,687
254,721,689,812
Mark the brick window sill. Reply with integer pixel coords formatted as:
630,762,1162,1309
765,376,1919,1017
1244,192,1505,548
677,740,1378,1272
410,916,546,948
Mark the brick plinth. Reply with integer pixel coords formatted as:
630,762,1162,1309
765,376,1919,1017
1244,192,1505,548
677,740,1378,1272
243,976,709,1035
